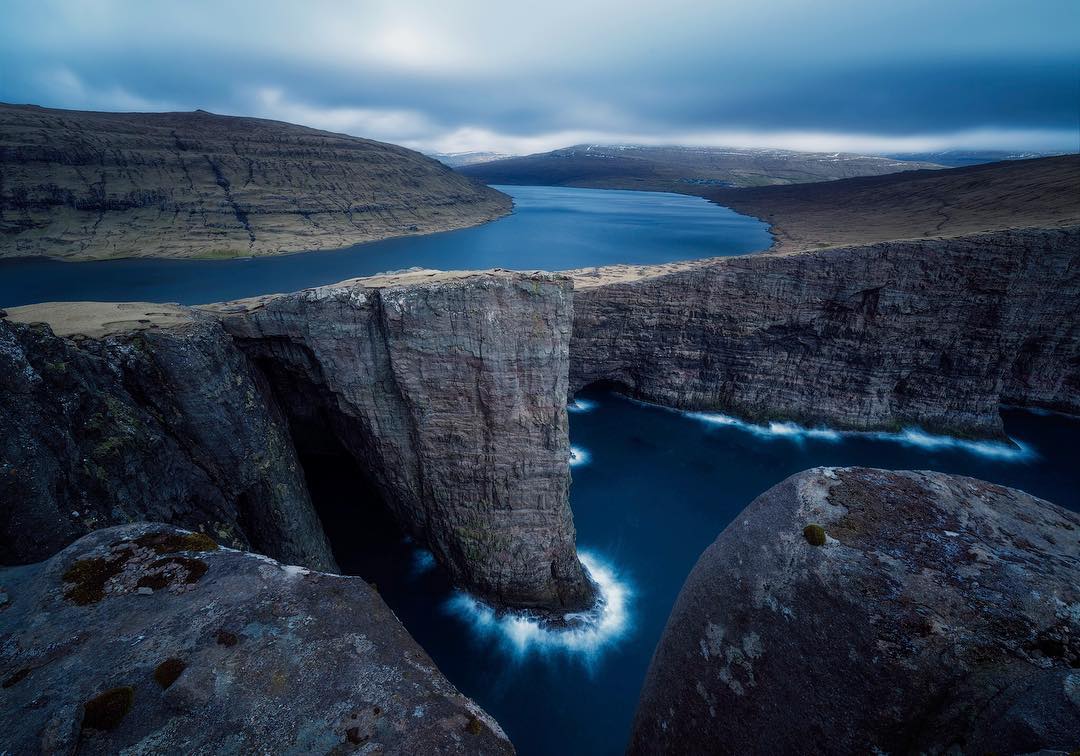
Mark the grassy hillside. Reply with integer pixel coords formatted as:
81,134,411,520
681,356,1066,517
0,104,511,260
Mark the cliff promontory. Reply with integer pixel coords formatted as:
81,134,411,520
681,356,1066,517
631,468,1080,754
0,104,511,260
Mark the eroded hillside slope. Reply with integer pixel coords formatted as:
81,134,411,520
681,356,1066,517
0,104,511,260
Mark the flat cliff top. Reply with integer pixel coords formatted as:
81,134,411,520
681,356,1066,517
0,103,511,261
706,154,1080,253
2,268,567,336
4,301,193,337
569,156,1080,288
200,267,568,315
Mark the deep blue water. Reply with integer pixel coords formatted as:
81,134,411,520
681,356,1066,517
316,388,1080,756
0,185,771,307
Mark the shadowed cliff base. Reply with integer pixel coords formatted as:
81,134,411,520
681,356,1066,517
0,103,511,260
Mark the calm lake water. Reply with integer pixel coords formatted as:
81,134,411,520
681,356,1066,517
0,185,771,307
314,387,1080,756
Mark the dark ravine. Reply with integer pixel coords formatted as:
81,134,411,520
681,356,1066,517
630,467,1080,754
571,226,1080,440
1,269,595,613
0,523,513,754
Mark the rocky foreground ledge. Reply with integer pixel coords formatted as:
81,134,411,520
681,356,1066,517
631,468,1080,754
0,523,512,754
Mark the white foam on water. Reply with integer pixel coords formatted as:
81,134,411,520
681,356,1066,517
411,548,437,577
568,398,599,413
569,445,591,467
683,409,1034,461
445,551,632,662
687,411,842,442
884,428,1035,460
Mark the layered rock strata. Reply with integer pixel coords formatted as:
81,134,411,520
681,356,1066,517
214,269,594,611
0,523,512,754
631,467,1080,755
571,227,1080,439
0,103,511,260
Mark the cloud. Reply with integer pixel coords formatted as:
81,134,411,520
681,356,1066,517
1,0,1077,154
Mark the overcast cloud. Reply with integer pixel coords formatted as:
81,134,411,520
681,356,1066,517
1,0,1077,154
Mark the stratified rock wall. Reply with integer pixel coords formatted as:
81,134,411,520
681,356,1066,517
571,227,1080,438
0,523,513,754
630,467,1080,755
0,317,335,570
218,270,594,611
0,103,511,260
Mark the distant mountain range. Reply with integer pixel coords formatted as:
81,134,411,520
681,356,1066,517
431,151,515,167
457,144,944,191
887,150,1071,167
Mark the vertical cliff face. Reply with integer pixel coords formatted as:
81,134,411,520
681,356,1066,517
571,227,1080,439
216,270,594,611
0,315,335,570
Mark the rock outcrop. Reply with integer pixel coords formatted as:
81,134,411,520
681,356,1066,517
571,226,1080,439
215,269,594,612
0,523,512,754
631,467,1080,755
0,103,511,260
0,313,335,570
1,269,595,613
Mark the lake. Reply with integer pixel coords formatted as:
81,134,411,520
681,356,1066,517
313,387,1080,756
0,185,772,307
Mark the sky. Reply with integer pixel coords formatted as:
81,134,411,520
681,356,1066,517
1,0,1077,156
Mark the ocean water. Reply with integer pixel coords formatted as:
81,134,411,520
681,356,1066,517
312,387,1079,755
0,185,771,307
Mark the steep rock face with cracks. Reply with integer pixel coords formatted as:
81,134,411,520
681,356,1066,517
0,313,334,570
570,227,1080,440
0,523,513,754
214,269,595,612
631,467,1080,755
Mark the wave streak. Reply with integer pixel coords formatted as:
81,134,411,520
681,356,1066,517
445,551,632,661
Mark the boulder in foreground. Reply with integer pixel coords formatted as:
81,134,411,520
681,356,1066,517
631,467,1080,754
0,523,512,754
